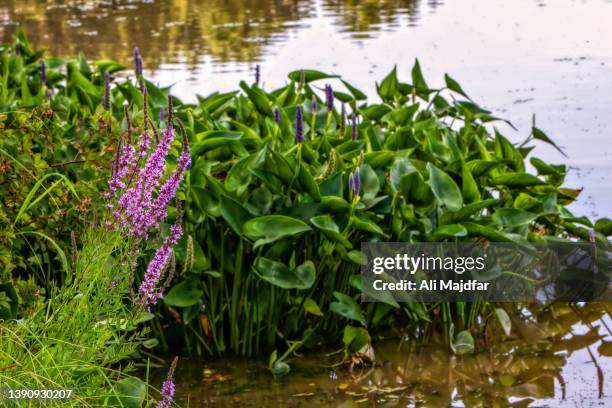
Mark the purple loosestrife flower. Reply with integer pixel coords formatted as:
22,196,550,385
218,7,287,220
295,106,304,144
134,47,143,77
325,84,334,112
273,107,281,124
255,64,260,86
351,113,358,140
40,61,47,84
156,357,178,408
117,123,176,236
137,222,182,306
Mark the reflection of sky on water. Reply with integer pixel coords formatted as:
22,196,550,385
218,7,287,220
1,0,611,217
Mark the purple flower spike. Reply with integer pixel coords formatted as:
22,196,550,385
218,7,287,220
134,47,143,77
102,71,111,110
325,84,334,112
137,222,182,306
40,61,47,84
295,106,304,144
351,113,358,140
311,98,317,113
15,42,22,56
352,167,360,196
273,107,281,124
255,64,260,86
349,168,360,197
156,357,178,408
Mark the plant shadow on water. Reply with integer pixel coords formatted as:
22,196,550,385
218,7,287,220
154,303,612,407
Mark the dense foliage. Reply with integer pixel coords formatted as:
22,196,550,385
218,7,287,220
1,34,611,374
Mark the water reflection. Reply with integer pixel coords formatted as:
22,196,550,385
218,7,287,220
0,0,441,67
155,303,612,406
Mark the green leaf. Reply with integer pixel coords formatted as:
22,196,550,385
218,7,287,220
220,195,253,235
343,325,369,354
271,361,291,377
341,79,367,100
451,330,475,355
444,73,469,99
530,157,566,175
298,164,321,201
438,199,498,225
462,164,481,203
288,69,338,82
310,215,352,248
109,377,146,408
466,160,499,177
193,131,243,155
351,214,389,238
492,173,545,187
427,163,463,211
255,258,315,290
360,164,380,201
303,298,324,316
378,66,399,101
240,80,273,116
495,308,512,336
14,172,79,226
411,59,429,93
532,124,566,157
360,104,392,121
330,292,366,326
492,208,537,227
594,218,612,236
319,196,352,213
427,224,468,241
164,280,203,307
243,215,311,248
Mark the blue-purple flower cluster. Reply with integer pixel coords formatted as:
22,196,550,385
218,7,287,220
295,106,304,143
349,167,361,197
105,94,191,307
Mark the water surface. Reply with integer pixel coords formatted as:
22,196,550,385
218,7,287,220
154,303,612,407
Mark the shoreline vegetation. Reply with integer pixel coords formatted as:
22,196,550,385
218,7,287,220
1,32,611,406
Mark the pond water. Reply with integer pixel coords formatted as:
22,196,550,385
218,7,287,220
1,0,611,219
150,303,612,407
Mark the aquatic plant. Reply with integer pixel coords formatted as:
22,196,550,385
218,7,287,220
1,34,610,374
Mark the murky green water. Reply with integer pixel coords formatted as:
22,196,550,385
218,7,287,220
146,304,612,407
1,0,611,218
